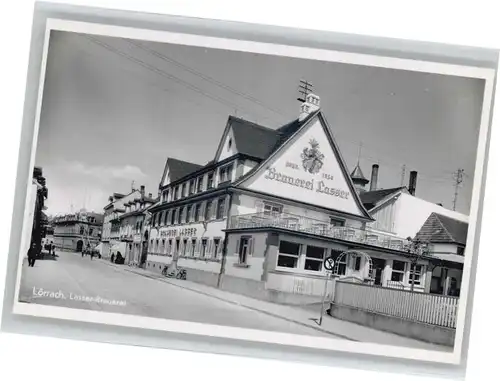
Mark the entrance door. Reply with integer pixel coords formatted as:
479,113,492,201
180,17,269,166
371,257,386,286
76,240,84,252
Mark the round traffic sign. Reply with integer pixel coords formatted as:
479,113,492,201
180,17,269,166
323,256,335,271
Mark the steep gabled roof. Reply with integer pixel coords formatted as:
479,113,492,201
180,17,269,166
230,116,280,159
159,157,203,187
360,187,407,210
415,212,468,245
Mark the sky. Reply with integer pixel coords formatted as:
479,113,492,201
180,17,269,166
36,31,485,216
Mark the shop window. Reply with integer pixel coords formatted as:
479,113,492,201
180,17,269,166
182,238,189,256
391,260,406,282
330,249,346,275
409,264,424,286
175,239,180,256
305,245,326,271
277,240,300,269
238,237,252,264
213,238,221,259
161,239,166,254
329,217,345,227
190,239,197,257
200,238,208,258
263,202,283,216
216,197,226,219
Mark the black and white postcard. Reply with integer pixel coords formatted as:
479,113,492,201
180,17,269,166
8,17,496,365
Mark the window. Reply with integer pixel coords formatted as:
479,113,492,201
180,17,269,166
216,197,226,219
391,260,406,282
228,138,232,150
238,237,252,264
329,217,345,227
174,239,180,255
182,239,188,256
170,209,176,225
189,179,196,195
174,186,180,200
80,226,84,234
263,202,282,216
409,264,424,286
186,205,192,222
330,249,346,275
197,176,204,193
162,211,168,225
162,190,169,202
277,240,300,268
161,239,166,254
457,246,465,256
201,239,208,258
354,256,362,271
89,228,93,235
158,211,164,226
305,245,326,271
182,183,187,198
207,172,214,189
219,164,233,183
167,239,173,255
213,238,221,259
191,239,196,257
205,201,213,221
178,207,184,224
194,203,201,222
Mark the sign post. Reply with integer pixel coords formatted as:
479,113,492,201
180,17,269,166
319,256,335,326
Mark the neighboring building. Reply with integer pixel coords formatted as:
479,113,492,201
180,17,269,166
116,186,156,265
101,190,142,258
53,210,103,252
31,167,48,257
415,213,467,296
144,93,443,303
359,164,468,239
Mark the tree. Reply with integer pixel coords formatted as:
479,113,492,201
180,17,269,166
405,236,429,292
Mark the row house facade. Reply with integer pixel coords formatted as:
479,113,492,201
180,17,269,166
142,93,448,303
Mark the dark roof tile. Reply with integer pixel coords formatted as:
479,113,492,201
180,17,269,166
166,158,203,183
360,187,405,209
415,213,468,245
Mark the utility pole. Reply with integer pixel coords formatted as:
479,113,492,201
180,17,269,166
452,169,465,211
400,165,406,187
297,80,313,102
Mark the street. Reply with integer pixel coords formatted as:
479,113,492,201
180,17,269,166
18,251,329,337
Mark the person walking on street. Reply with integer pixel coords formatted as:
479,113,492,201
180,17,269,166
27,242,37,267
90,251,94,260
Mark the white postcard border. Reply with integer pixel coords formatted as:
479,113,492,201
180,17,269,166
12,17,497,366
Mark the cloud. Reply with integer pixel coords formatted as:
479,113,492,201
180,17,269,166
64,161,147,181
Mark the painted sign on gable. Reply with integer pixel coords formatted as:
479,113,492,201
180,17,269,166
243,117,365,217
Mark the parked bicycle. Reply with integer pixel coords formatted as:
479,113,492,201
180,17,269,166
161,265,187,280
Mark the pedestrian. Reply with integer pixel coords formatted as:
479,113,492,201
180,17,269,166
90,251,94,260
27,242,37,267
111,253,115,263
51,243,55,257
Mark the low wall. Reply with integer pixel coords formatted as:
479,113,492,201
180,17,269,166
328,303,455,347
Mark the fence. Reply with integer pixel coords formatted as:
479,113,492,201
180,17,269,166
333,281,459,328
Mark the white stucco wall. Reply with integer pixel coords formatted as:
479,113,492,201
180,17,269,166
218,128,238,162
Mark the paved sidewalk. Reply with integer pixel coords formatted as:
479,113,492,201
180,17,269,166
99,259,452,351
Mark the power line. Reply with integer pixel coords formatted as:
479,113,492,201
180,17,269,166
84,35,279,125
125,39,289,121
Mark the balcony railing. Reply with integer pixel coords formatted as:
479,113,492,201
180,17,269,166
229,212,412,252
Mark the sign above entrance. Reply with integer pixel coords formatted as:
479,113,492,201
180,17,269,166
160,227,197,238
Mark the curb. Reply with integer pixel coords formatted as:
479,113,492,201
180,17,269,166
100,260,357,341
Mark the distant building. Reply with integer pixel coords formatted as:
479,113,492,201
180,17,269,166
114,186,156,265
101,190,142,258
53,210,103,252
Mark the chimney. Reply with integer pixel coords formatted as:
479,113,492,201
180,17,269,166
299,93,321,121
369,164,379,191
409,171,418,196
140,185,145,197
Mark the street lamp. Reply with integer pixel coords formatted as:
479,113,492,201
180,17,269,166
405,236,429,292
